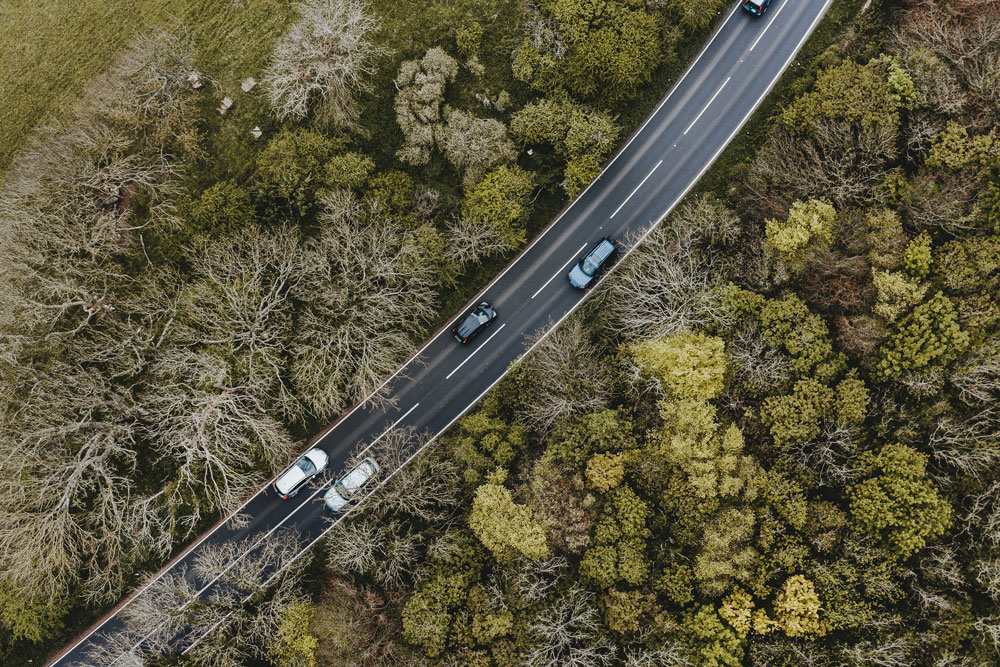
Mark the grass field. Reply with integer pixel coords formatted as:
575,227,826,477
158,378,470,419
0,0,297,170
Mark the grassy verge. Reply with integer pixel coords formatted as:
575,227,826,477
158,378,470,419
0,0,297,170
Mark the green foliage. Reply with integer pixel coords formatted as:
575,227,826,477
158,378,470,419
267,601,319,667
848,443,952,558
718,587,754,638
658,0,728,32
563,153,603,197
602,588,653,634
761,378,835,449
401,530,483,657
657,399,752,499
455,21,483,57
865,207,907,271
513,0,662,104
256,127,342,215
366,170,416,222
585,450,628,493
682,605,744,667
460,164,535,249
180,180,256,238
925,121,999,172
982,179,1000,235
873,292,970,381
0,585,70,643
694,507,758,597
469,470,550,561
781,56,915,134
448,410,528,487
630,331,727,401
756,292,846,382
580,485,651,588
655,562,696,605
834,372,869,425
872,269,928,322
546,408,636,465
772,575,826,637
765,198,836,270
902,231,933,279
321,152,375,191
510,96,619,196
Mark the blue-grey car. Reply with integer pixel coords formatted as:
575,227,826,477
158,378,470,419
568,238,618,289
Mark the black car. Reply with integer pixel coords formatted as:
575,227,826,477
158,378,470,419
742,0,771,16
451,301,498,344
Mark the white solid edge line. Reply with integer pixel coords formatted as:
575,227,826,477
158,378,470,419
610,160,663,219
52,2,826,663
109,402,422,665
684,76,731,135
446,324,506,380
182,1,835,653
531,244,587,299
750,0,786,51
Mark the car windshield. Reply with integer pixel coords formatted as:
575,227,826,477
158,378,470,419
297,458,317,476
472,307,490,324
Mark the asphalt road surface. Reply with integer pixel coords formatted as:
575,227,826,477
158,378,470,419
49,0,834,663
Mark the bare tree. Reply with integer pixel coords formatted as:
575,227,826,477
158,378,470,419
263,0,385,125
929,407,1000,482
521,317,611,431
896,0,1000,111
395,48,459,165
142,347,296,526
445,213,519,267
438,107,517,187
90,530,309,667
726,323,793,395
839,635,917,667
744,120,898,218
291,191,437,417
598,217,729,343
527,586,616,667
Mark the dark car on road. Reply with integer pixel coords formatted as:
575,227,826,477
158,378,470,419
742,0,771,16
452,301,497,344
568,237,619,289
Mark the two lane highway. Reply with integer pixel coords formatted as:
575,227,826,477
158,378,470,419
50,0,834,663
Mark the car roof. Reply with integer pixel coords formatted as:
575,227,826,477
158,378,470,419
304,448,329,469
590,238,615,259
275,465,307,495
339,458,378,491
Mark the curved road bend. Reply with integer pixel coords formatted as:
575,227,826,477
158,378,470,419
50,0,833,663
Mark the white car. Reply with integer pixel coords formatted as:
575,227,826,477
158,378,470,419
273,448,329,499
324,457,381,511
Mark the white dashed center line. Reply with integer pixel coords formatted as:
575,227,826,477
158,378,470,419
684,76,731,135
750,1,786,52
610,160,663,219
531,243,588,299
446,323,506,380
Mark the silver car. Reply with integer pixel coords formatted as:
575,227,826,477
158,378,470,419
324,457,381,511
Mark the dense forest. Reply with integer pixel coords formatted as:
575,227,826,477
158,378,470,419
1,0,998,665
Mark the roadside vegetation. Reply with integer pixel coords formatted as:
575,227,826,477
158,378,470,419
4,0,999,665
0,0,733,663
297,0,1000,665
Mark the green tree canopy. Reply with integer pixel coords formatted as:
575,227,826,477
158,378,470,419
469,470,549,561
630,331,727,401
848,442,952,559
